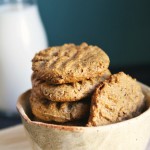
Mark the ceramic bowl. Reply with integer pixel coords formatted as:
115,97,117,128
17,83,150,150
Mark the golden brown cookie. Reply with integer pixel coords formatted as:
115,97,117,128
87,72,145,126
32,43,110,84
32,70,111,102
30,95,90,123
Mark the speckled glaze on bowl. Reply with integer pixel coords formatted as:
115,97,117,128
17,83,150,150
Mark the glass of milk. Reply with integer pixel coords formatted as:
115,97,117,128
0,0,48,115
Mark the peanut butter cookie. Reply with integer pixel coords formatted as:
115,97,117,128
30,95,90,123
32,43,110,84
32,70,111,102
87,72,145,126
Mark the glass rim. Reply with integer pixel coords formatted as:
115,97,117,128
0,0,37,5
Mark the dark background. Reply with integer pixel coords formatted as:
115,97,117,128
0,0,150,129
37,0,150,67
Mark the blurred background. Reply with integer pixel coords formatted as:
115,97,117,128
38,0,150,67
0,0,150,129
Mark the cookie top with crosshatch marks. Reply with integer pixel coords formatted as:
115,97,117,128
32,43,110,84
87,72,145,127
31,70,111,102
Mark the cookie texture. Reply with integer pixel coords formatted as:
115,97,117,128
87,72,145,126
30,95,90,123
32,43,110,84
32,70,111,102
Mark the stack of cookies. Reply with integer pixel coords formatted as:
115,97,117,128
30,42,145,126
30,43,111,124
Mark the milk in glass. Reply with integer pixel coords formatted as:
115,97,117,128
0,1,48,114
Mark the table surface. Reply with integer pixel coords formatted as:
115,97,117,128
0,65,150,130
0,125,31,150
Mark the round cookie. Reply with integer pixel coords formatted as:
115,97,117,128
87,72,145,126
32,42,110,84
32,70,111,102
30,95,90,123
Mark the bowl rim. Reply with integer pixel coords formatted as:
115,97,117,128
17,82,150,131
